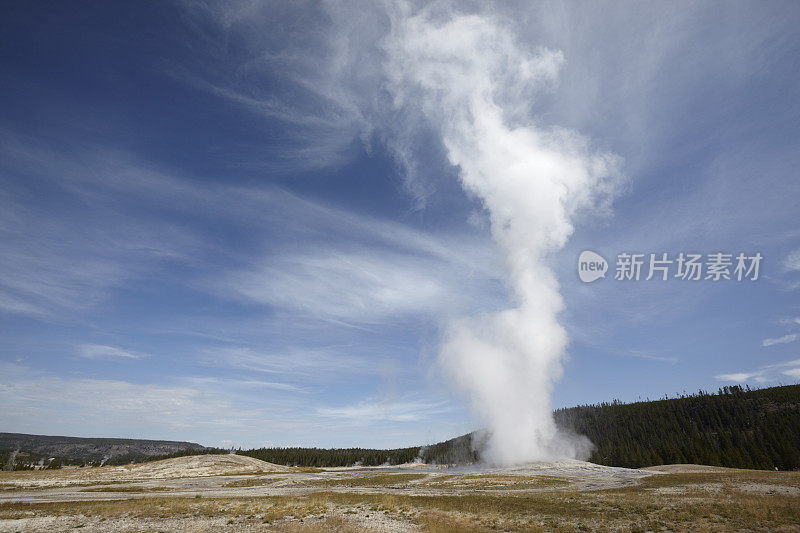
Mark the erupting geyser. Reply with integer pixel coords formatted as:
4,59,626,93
384,5,622,465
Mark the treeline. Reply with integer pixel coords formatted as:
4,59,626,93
241,446,421,467
417,433,479,464
239,435,484,467
555,384,800,470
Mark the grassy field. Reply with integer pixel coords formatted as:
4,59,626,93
1,481,799,531
1,457,799,531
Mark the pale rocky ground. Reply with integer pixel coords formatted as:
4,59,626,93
1,455,799,531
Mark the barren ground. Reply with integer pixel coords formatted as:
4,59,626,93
1,454,798,531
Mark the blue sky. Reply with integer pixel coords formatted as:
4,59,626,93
1,1,799,449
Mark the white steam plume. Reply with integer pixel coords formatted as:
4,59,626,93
383,6,621,465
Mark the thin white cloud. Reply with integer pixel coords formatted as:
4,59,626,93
0,291,45,317
0,363,250,434
317,398,453,424
201,185,504,324
201,346,371,379
175,74,363,174
0,130,502,327
716,358,800,383
183,376,310,394
0,138,205,319
220,247,497,323
625,350,678,364
784,249,800,272
715,372,757,383
782,368,800,379
762,334,799,347
78,344,147,360
762,358,800,370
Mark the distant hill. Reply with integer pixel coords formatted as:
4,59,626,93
0,433,204,469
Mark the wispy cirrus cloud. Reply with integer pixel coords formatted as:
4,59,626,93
783,368,800,379
0,362,323,438
0,136,205,319
317,397,454,424
219,247,498,324
200,346,369,379
77,344,148,360
716,358,800,384
762,334,799,347
173,1,376,179
715,372,759,383
0,363,252,436
624,350,679,364
183,376,310,394
0,291,45,316
0,130,502,327
784,249,800,272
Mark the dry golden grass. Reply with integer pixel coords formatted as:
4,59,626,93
2,469,800,531
421,474,569,490
0,496,327,522
301,472,427,488
637,469,800,489
222,476,278,488
292,467,325,474
78,485,174,493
